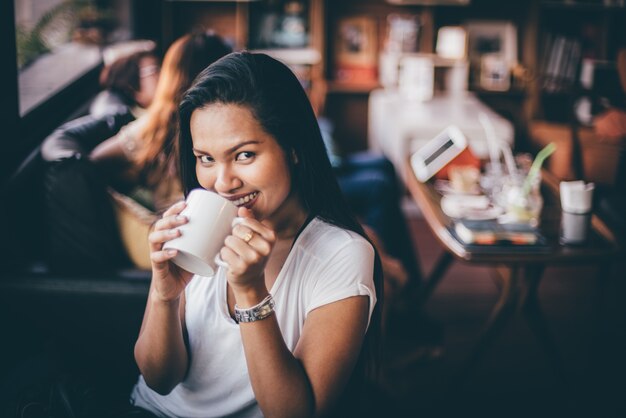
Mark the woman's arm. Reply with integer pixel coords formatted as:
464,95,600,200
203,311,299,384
134,281,190,395
89,132,131,163
222,210,373,418
238,292,369,418
220,205,374,417
41,112,134,161
134,201,194,395
89,120,140,183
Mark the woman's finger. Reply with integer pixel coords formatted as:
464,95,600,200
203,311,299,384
218,246,242,271
149,228,181,250
162,200,186,217
224,235,258,259
233,223,255,243
154,213,188,232
223,233,273,266
233,217,276,244
232,226,273,257
151,248,178,264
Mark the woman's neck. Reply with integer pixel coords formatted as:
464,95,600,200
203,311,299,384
266,197,309,241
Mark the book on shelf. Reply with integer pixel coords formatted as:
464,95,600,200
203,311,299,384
453,219,544,245
540,33,582,93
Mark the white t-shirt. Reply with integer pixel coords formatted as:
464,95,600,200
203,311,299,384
130,217,377,418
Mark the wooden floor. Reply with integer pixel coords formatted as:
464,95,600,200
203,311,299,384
377,212,626,417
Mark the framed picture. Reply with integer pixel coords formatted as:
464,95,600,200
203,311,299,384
334,16,377,83
480,53,511,91
465,20,517,68
465,21,517,90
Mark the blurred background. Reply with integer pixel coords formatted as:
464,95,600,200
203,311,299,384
2,1,626,417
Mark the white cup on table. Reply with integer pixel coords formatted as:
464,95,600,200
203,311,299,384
163,189,241,276
559,181,594,245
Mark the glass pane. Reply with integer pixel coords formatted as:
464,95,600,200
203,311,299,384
14,0,126,115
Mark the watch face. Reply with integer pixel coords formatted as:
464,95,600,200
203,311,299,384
412,125,467,182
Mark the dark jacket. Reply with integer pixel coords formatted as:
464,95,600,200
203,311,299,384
40,111,136,273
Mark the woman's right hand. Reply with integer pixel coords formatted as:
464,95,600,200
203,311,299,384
148,201,193,302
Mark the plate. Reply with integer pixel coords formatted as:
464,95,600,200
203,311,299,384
440,194,503,220
434,179,481,195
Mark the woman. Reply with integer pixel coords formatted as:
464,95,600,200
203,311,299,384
131,52,383,418
90,49,160,118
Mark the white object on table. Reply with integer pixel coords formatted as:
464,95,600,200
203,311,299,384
368,89,514,183
560,181,594,214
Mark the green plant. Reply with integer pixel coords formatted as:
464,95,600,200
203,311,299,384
15,0,113,69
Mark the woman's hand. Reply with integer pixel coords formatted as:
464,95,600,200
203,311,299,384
219,207,276,293
148,201,194,302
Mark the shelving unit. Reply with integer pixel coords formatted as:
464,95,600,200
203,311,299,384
156,0,625,152
161,0,325,86
325,0,435,94
530,0,626,122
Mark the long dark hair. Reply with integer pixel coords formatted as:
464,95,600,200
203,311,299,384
178,51,383,406
136,31,232,175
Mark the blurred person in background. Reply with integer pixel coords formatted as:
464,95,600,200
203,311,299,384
307,79,422,294
90,48,160,118
307,79,443,348
40,31,232,272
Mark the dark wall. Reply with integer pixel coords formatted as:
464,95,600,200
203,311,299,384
1,0,20,182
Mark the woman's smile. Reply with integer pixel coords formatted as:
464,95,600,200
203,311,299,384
230,191,259,208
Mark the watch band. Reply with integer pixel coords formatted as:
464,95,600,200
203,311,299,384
235,294,275,323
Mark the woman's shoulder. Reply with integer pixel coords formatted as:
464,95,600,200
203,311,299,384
290,218,377,315
89,90,130,118
299,218,373,258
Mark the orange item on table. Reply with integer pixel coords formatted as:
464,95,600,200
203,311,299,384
434,146,481,180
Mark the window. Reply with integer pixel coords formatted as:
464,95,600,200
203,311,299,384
14,0,131,115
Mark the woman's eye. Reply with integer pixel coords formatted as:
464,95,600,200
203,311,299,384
198,155,213,164
235,151,255,161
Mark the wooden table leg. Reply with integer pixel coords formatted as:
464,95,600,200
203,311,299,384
592,263,611,339
519,264,569,382
452,265,520,387
416,251,454,307
589,262,611,377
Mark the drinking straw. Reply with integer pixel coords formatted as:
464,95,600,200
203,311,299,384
522,142,556,196
500,141,518,177
479,112,502,174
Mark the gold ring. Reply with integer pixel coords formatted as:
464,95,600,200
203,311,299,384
242,231,254,243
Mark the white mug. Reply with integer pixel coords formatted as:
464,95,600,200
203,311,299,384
163,189,240,276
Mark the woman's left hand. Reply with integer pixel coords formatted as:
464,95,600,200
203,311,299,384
219,207,276,292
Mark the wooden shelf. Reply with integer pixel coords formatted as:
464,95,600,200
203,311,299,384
471,87,527,98
250,47,321,65
541,1,626,11
165,0,259,2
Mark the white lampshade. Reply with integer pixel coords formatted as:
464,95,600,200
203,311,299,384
436,26,467,60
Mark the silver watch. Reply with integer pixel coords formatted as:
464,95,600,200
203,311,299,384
235,294,275,323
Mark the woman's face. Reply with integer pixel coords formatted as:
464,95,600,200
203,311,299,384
190,103,304,228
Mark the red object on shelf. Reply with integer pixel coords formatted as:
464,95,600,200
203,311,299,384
434,146,481,180
334,64,377,83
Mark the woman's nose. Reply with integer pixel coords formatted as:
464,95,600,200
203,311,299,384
213,165,242,193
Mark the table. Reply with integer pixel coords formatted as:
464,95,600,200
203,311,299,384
368,90,514,183
404,160,620,385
